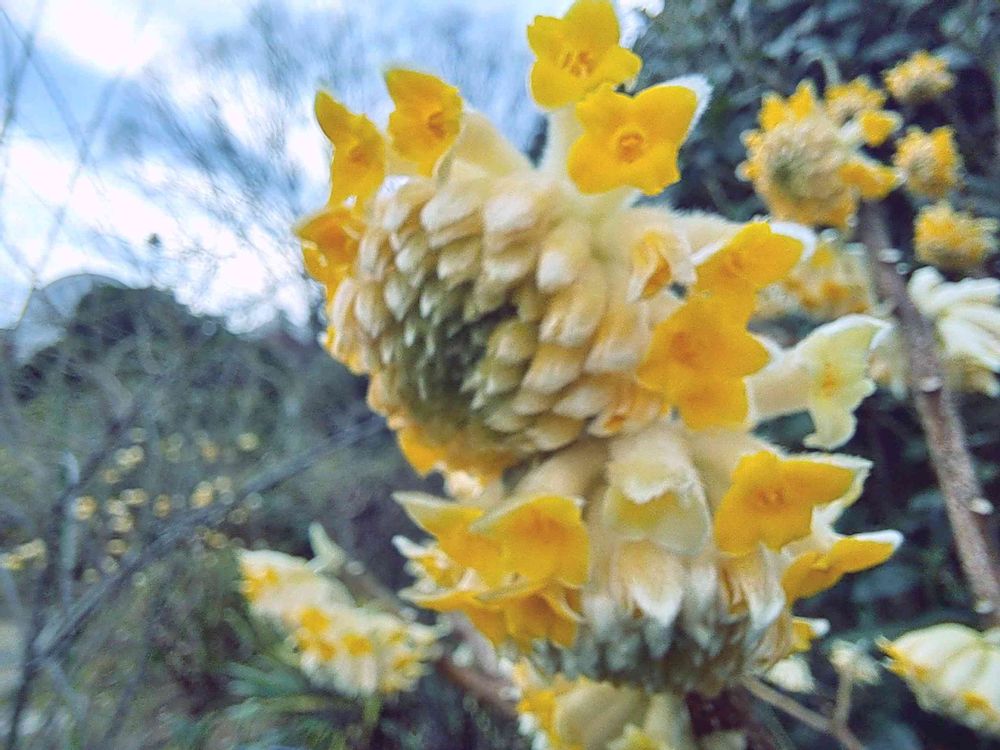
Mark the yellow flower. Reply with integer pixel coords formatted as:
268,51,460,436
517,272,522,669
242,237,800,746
790,617,829,652
638,296,770,429
568,84,696,195
713,451,857,555
837,159,899,200
396,492,588,650
914,202,999,271
884,50,955,104
295,203,363,299
314,91,386,205
893,126,961,200
857,110,901,147
881,624,1000,737
782,531,902,603
474,494,589,588
385,69,463,177
692,221,804,318
825,77,886,123
527,0,641,109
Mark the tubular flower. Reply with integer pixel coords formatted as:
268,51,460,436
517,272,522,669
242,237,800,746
757,234,876,321
527,0,642,110
781,530,902,604
396,490,589,650
881,624,1000,737
296,204,364,302
884,50,955,104
238,538,440,696
914,202,999,272
908,267,1000,395
314,91,386,206
740,81,898,229
712,451,859,555
385,69,463,176
893,126,961,200
568,83,697,195
747,315,889,449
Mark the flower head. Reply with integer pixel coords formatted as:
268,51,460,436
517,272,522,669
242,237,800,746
882,624,1000,737
894,126,962,199
527,0,642,109
884,50,955,104
825,77,886,123
740,81,898,229
385,68,463,176
914,202,999,271
568,83,697,195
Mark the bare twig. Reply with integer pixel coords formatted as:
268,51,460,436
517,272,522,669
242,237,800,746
859,202,1000,627
745,678,866,750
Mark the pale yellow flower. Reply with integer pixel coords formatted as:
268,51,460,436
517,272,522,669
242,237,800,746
882,624,1000,736
748,315,889,449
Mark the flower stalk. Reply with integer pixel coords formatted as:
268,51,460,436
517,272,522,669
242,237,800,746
859,201,1000,627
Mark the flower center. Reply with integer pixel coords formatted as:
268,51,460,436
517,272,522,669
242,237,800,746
615,129,646,163
426,110,447,140
752,487,785,511
560,48,595,78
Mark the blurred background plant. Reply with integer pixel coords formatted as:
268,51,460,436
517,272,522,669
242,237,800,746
1,0,998,748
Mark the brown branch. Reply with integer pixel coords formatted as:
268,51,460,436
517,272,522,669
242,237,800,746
859,202,1000,627
745,679,866,750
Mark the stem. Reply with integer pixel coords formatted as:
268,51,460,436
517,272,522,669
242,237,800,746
745,679,866,750
858,202,1000,627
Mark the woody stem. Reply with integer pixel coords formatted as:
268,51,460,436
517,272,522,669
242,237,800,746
858,201,1000,627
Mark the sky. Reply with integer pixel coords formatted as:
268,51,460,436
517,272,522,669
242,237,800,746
1,0,660,332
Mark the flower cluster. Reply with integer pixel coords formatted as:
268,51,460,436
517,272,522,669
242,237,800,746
298,0,903,722
893,126,962,200
884,50,955,105
881,624,1000,737
739,79,899,229
914,202,999,271
239,528,440,696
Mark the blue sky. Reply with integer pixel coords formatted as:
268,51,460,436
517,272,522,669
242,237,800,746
1,0,656,330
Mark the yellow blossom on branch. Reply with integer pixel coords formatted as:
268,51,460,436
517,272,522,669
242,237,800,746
914,202,999,271
884,50,955,104
713,451,857,555
857,109,901,147
385,68,463,176
568,84,696,195
527,0,641,109
314,91,386,205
